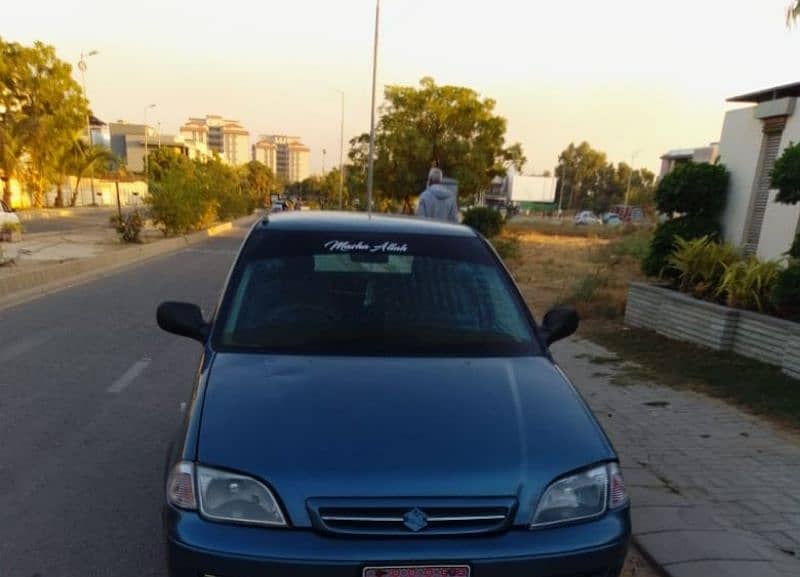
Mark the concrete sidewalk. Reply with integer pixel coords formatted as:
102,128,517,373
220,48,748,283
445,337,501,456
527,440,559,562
553,337,800,577
0,214,259,310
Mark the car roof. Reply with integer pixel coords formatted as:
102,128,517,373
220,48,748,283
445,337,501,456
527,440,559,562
255,211,477,237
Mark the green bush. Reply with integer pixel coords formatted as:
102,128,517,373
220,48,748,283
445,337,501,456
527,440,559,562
492,235,521,262
655,162,729,218
771,264,800,320
146,150,254,236
771,142,800,205
788,232,800,260
716,258,782,313
667,236,740,297
607,231,652,261
1,222,23,234
463,206,504,238
642,216,720,277
114,210,143,243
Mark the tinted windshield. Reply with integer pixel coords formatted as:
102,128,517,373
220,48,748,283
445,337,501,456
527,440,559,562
212,229,540,356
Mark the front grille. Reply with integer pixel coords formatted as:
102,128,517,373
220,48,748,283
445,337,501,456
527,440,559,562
308,497,516,536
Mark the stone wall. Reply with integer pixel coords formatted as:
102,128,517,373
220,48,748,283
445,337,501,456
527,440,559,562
625,282,800,380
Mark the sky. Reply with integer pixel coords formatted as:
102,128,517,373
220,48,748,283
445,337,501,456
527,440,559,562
3,0,800,175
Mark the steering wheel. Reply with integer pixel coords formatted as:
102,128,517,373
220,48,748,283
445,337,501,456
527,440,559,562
262,302,340,325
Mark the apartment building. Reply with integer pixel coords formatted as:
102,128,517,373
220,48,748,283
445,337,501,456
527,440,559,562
180,115,250,166
252,135,310,182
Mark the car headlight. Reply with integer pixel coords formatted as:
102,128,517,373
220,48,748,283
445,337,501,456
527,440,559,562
166,461,287,527
531,462,628,528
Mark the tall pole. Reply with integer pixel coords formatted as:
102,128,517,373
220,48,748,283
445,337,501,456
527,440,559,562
322,149,327,176
338,90,345,210
624,149,642,210
143,104,156,181
366,0,381,215
78,50,98,207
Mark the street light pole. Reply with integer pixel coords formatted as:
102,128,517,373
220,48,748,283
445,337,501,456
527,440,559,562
143,104,156,181
624,149,643,209
78,50,98,207
338,90,345,210
322,149,327,176
366,0,381,215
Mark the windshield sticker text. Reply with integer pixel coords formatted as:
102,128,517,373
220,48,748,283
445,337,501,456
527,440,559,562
324,240,409,254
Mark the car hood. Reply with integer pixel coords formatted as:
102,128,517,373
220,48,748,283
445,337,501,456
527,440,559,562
197,354,614,526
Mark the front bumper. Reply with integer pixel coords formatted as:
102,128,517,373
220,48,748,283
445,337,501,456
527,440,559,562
165,506,630,577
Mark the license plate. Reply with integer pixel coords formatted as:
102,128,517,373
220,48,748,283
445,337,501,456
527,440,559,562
363,566,470,577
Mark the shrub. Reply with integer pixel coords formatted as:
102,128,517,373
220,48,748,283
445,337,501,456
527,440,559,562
771,264,800,320
788,232,800,260
642,216,720,277
492,235,521,262
667,236,740,297
1,222,23,234
463,206,504,238
607,230,652,261
655,162,729,218
148,167,216,236
771,142,800,205
716,258,782,312
114,210,143,243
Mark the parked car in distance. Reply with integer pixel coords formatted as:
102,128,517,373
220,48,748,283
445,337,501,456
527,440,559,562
602,213,623,226
0,200,21,228
157,212,631,577
574,210,601,225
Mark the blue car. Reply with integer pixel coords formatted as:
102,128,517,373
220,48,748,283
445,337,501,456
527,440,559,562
158,212,630,577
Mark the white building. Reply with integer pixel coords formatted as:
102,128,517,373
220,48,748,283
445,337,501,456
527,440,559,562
659,143,719,180
252,138,277,174
252,135,310,183
718,82,800,260
180,115,250,166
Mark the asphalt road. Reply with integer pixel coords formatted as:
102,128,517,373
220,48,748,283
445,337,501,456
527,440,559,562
20,208,117,234
0,223,248,577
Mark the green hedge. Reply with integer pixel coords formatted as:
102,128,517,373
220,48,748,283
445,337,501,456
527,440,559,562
463,206,504,238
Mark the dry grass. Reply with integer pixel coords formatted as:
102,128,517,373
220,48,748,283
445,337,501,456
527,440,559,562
505,222,649,323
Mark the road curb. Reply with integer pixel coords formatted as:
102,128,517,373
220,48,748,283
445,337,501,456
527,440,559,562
14,207,116,221
0,216,254,311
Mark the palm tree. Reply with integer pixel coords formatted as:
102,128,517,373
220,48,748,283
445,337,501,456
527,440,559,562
57,140,115,207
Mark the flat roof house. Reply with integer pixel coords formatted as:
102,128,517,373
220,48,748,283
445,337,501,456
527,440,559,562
719,82,800,260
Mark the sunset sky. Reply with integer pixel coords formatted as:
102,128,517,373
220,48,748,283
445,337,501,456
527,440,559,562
4,0,800,174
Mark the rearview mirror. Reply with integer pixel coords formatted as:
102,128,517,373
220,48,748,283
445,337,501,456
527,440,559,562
157,301,209,343
540,306,579,346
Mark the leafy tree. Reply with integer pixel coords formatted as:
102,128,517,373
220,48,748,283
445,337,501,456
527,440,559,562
642,162,729,277
240,160,277,209
554,142,609,210
771,142,800,259
320,168,348,209
554,142,655,212
771,141,800,205
0,38,88,207
348,77,523,204
0,126,24,206
502,143,527,173
656,162,729,218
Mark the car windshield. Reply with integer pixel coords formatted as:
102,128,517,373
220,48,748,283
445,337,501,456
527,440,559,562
212,228,540,356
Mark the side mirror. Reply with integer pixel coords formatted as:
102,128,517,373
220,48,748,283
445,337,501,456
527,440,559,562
157,301,209,343
540,306,579,346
